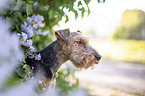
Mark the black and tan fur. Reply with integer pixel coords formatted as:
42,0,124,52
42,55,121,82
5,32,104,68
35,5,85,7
25,28,101,88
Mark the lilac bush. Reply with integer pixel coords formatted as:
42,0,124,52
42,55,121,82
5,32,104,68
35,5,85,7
17,14,49,63
0,0,106,94
20,14,48,39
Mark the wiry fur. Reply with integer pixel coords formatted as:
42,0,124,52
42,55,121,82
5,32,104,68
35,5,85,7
69,32,99,69
25,29,101,88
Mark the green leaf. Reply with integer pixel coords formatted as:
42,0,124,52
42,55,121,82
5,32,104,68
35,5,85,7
26,4,33,16
6,17,14,28
48,9,56,19
78,1,82,6
26,0,33,3
25,65,31,74
14,12,24,24
65,15,69,23
84,0,91,5
98,0,106,3
4,73,21,87
39,5,48,11
14,1,25,10
16,68,25,78
48,9,53,19
69,0,74,11
56,16,62,23
73,11,78,19
76,79,79,85
88,7,91,15
81,7,85,18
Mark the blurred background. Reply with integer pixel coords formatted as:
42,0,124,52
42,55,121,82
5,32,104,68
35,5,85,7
0,0,145,96
57,0,145,96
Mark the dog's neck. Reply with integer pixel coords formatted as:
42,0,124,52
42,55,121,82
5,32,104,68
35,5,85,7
26,40,69,79
40,40,68,75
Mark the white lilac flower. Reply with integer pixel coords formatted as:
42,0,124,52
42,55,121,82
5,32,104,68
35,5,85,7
20,41,25,46
45,6,49,10
35,29,48,36
26,39,33,46
32,15,38,23
21,14,45,38
21,24,33,38
37,21,44,27
29,46,35,51
32,67,34,70
42,88,46,91
31,76,34,79
21,24,26,31
35,54,41,61
28,72,31,75
41,31,48,36
33,24,38,29
38,80,42,84
21,32,28,41
37,14,44,21
23,64,27,68
35,29,41,34
17,33,21,36
21,39,33,47
59,6,63,9
21,21,28,31
24,21,27,26
26,17,32,24
17,33,21,39
25,25,33,38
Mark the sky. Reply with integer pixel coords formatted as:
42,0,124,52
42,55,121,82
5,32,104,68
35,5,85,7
58,0,145,38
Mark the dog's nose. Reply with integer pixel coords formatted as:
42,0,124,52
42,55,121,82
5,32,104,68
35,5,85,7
95,54,101,61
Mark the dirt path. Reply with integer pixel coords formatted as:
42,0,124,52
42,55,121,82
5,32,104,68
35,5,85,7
75,60,145,96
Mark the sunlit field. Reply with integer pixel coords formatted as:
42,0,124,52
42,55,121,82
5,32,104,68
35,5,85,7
90,39,145,64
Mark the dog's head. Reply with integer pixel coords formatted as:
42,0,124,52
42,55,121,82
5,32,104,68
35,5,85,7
55,29,101,69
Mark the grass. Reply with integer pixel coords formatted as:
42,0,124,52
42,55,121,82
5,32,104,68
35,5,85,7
91,39,145,64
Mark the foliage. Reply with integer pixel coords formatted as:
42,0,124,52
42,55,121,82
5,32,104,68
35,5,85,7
3,0,92,50
56,64,79,96
0,0,106,94
112,9,145,40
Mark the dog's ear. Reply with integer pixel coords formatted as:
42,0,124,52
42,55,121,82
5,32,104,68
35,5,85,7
55,28,70,42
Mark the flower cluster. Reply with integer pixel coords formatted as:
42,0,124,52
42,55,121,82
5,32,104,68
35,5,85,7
17,14,48,62
21,14,48,38
35,54,41,61
17,32,35,52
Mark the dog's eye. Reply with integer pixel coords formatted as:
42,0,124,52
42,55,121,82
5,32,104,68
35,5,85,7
76,41,83,44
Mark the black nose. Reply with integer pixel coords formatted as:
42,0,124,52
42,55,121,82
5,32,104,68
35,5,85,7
95,54,102,61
